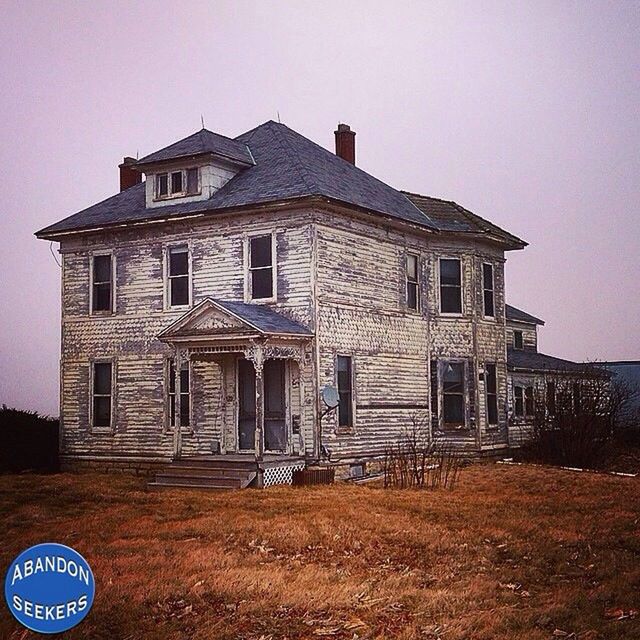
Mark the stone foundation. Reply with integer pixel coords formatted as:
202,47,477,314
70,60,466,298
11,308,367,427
60,456,169,477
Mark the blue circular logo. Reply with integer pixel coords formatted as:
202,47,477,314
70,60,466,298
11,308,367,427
4,543,95,634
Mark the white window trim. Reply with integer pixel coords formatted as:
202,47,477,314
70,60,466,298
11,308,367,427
406,252,420,313
165,357,193,434
484,362,499,427
335,353,356,432
89,251,116,316
163,242,193,311
437,256,464,317
482,262,496,320
154,167,201,201
438,358,469,431
244,231,278,304
89,358,116,433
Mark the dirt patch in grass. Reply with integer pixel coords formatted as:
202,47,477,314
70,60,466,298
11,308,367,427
1,464,638,639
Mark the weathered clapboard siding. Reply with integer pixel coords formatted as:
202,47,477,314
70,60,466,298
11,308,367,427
313,209,510,460
59,208,316,461
506,323,538,351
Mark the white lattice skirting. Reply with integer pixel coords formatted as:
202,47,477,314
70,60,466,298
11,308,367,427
263,463,305,488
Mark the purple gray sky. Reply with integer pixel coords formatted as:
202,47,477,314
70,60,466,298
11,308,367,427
1,1,639,416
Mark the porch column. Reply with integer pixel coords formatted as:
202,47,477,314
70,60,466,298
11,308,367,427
174,347,186,459
254,346,265,463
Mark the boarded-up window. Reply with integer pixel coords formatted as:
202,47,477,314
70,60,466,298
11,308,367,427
168,246,189,306
513,330,524,350
337,356,353,428
186,168,199,194
171,171,183,194
406,253,419,311
249,235,274,300
485,363,498,425
93,362,112,428
442,362,465,428
92,254,112,312
168,360,190,427
156,173,168,197
440,258,462,314
483,263,495,317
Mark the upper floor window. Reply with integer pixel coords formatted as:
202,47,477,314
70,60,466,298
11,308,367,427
482,263,495,318
156,168,200,199
337,356,354,429
513,330,524,350
91,254,113,313
92,361,113,429
167,245,190,307
406,253,419,311
442,361,466,428
249,235,275,300
485,363,498,425
439,258,462,314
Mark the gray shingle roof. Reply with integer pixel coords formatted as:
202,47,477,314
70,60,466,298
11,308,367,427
505,304,545,325
36,121,527,243
136,128,254,166
404,192,526,248
213,299,312,336
507,348,584,373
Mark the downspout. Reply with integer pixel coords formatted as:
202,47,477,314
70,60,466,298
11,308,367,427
311,220,322,462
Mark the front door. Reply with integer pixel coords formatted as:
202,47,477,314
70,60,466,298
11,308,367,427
264,359,287,452
237,358,287,452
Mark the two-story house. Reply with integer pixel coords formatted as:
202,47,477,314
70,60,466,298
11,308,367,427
37,120,553,487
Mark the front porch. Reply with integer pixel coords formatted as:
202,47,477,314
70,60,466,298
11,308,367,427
156,298,314,487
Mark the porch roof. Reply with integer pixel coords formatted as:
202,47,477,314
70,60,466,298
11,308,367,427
158,298,313,342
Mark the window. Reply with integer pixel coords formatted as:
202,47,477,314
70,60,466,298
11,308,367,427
547,381,556,415
442,362,465,427
170,171,183,194
168,360,190,427
513,330,524,350
92,362,113,429
92,254,113,312
156,173,168,197
167,246,189,307
337,356,353,428
485,363,498,425
406,253,419,311
514,384,533,417
186,168,199,194
482,263,495,318
439,258,462,314
249,235,274,300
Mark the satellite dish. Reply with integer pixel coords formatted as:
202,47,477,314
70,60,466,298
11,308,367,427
321,385,340,409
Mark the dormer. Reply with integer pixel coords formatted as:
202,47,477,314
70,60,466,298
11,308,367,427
133,129,254,209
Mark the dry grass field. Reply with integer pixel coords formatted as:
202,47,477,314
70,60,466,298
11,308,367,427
1,464,639,640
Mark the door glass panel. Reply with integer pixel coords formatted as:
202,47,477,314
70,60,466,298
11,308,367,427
238,359,256,450
264,360,286,451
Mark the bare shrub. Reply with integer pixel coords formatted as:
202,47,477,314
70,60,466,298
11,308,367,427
383,413,463,490
523,364,635,469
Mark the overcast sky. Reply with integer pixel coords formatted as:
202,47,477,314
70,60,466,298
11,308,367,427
1,1,638,416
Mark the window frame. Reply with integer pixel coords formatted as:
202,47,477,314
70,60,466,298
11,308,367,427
513,383,534,418
155,167,201,200
89,251,116,315
245,231,278,303
164,243,192,310
335,354,356,432
482,262,495,319
406,252,420,312
90,358,116,433
484,362,499,426
438,257,464,316
513,330,524,350
166,358,192,432
439,359,468,430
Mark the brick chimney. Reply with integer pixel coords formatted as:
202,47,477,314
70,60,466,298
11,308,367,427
334,123,356,165
119,156,141,192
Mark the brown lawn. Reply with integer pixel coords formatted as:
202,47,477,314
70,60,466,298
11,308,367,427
1,464,639,640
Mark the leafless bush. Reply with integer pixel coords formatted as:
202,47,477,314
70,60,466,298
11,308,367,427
383,414,463,490
523,364,635,469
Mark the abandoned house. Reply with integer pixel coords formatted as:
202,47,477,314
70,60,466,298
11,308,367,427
36,121,581,488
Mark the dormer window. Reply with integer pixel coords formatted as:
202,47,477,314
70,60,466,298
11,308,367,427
155,168,200,200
